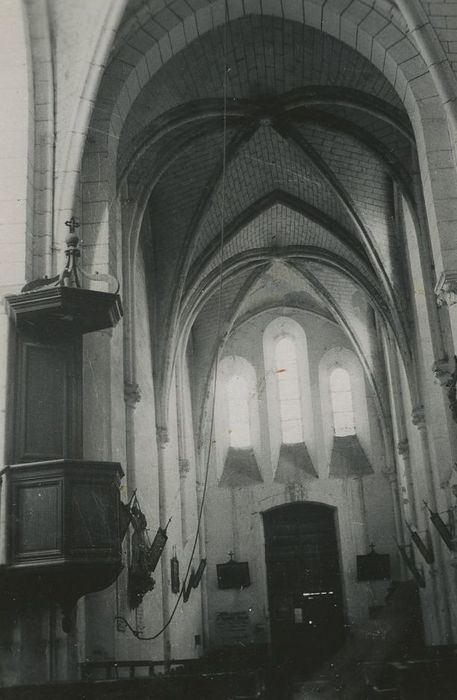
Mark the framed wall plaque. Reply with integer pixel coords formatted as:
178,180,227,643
217,560,251,589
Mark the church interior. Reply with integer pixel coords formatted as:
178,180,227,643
3,0,457,697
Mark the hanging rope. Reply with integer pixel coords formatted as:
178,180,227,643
116,0,230,640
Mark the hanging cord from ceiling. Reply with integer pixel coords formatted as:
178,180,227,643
115,0,230,641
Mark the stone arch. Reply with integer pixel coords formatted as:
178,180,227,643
192,252,395,468
73,0,457,442
75,0,457,270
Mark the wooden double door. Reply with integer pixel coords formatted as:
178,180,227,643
263,503,345,673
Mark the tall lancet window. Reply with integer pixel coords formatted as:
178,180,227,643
329,367,356,436
226,374,251,448
275,337,304,444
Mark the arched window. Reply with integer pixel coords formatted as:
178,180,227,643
275,336,304,444
329,367,355,436
226,374,251,448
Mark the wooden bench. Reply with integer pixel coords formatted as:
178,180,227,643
80,658,199,680
79,658,266,699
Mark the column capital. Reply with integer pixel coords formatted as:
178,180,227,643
397,439,409,457
179,458,191,478
435,270,457,307
382,467,398,484
124,381,141,407
440,472,453,490
432,358,454,387
412,405,426,429
156,425,169,447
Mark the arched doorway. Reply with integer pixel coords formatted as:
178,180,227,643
263,502,345,674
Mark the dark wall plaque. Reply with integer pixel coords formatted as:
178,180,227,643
217,561,251,589
356,551,390,581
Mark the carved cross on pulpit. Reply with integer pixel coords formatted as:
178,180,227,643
65,216,80,236
61,216,81,286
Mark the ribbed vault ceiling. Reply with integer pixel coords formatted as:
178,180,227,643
113,15,405,168
108,7,418,419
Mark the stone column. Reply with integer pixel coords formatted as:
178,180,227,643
112,380,141,632
397,439,417,525
156,426,171,661
0,301,10,566
0,472,6,567
411,407,438,512
124,381,141,492
179,458,191,547
176,359,192,548
432,357,457,442
384,468,405,546
384,467,407,578
0,297,12,469
412,407,453,641
354,476,370,552
380,324,419,529
195,444,209,650
435,271,457,353
448,485,457,569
